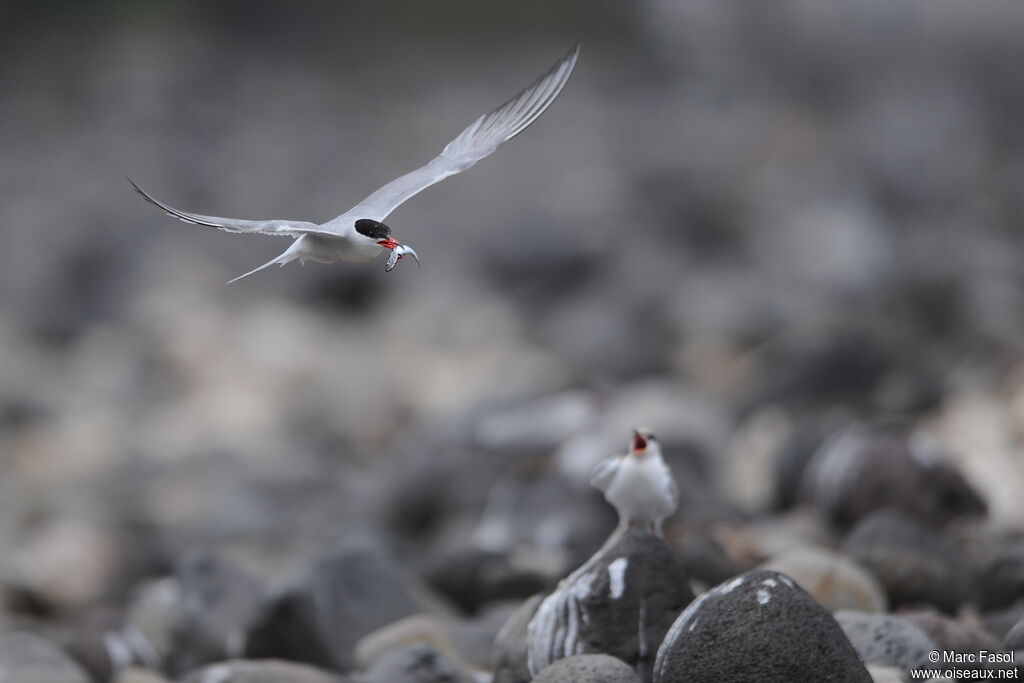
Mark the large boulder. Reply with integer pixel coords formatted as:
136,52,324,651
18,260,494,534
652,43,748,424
527,529,694,679
653,570,872,683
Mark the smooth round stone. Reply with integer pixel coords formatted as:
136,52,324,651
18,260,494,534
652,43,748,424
0,631,91,683
355,615,459,670
800,422,986,529
842,512,970,612
179,660,344,683
6,517,119,612
361,644,474,683
835,610,937,672
533,654,639,683
653,570,872,682
761,545,887,612
112,668,170,683
355,606,512,674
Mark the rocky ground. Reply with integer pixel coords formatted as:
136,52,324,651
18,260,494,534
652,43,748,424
2,2,1024,682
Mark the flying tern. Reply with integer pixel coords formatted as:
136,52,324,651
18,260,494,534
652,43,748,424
128,45,579,285
591,429,678,536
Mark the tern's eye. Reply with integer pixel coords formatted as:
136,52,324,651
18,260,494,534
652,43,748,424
355,219,391,240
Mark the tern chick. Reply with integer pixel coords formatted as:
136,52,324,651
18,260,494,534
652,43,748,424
129,45,579,285
591,429,678,536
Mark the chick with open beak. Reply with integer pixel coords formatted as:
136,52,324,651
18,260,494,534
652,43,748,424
591,428,679,536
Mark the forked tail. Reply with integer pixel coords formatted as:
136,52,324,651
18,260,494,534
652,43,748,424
201,244,302,297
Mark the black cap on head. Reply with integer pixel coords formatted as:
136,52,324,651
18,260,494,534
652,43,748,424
355,219,391,240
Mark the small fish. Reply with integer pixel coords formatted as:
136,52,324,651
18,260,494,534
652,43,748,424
385,244,420,272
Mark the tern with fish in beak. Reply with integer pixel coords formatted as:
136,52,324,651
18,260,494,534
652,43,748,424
128,44,579,285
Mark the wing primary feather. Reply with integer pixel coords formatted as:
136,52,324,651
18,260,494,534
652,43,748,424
346,44,579,222
127,175,325,237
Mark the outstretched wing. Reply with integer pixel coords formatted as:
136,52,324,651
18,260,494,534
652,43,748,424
129,176,333,238
590,456,621,493
338,44,579,224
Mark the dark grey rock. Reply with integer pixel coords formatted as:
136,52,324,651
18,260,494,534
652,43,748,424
842,511,970,612
421,547,549,615
532,654,639,683
901,610,1014,676
165,551,265,675
835,611,937,672
527,530,695,679
1005,619,1024,651
773,421,829,511
492,595,542,683
1003,619,1024,678
245,537,426,671
179,659,345,682
977,543,1024,611
117,553,263,677
653,570,872,683
0,631,91,683
801,422,986,529
673,530,742,587
984,602,1024,643
57,607,128,682
360,644,473,683
442,604,518,672
901,610,999,655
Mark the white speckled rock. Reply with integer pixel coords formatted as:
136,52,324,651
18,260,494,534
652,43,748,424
761,545,887,612
653,570,871,683
835,611,937,672
866,664,906,683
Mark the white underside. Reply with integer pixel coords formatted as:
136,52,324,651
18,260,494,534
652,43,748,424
291,233,384,264
603,454,677,530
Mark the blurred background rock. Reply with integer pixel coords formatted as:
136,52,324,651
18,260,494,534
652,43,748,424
1,0,1024,679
